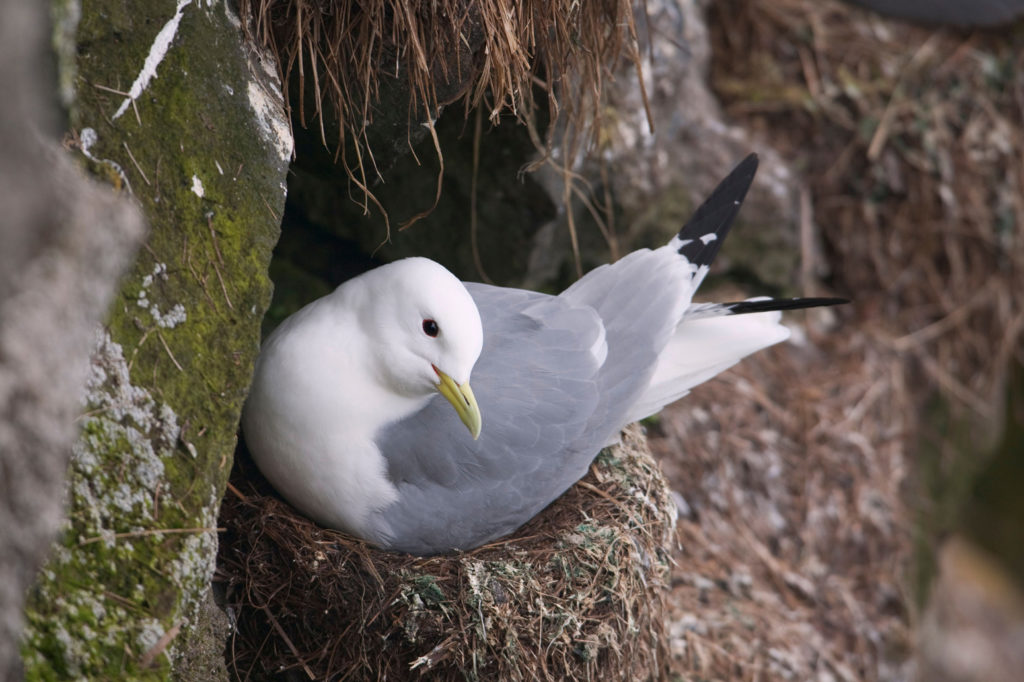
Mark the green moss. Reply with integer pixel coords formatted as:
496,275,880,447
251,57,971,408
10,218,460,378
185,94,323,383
24,0,289,678
410,576,448,608
51,0,81,108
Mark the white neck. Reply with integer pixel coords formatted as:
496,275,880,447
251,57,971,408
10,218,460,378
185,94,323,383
244,295,427,537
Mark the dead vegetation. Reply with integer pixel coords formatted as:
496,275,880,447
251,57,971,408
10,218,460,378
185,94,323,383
643,1,1023,679
238,0,645,186
218,426,676,681
708,0,1024,423
651,329,913,680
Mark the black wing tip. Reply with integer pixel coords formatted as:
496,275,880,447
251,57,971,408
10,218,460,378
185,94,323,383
675,153,761,266
736,152,759,175
725,297,850,315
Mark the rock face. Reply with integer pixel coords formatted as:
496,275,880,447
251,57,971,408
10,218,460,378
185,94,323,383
0,2,146,677
20,1,291,679
277,109,557,296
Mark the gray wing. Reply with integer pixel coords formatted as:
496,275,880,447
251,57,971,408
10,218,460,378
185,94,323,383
372,250,690,555
371,284,622,555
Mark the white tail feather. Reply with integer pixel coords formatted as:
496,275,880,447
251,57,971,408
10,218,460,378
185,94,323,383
625,311,790,424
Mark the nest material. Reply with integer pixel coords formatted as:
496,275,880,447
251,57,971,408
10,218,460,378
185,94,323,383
652,333,914,680
218,425,676,681
239,0,644,164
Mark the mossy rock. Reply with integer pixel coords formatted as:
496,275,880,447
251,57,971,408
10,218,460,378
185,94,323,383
21,0,290,678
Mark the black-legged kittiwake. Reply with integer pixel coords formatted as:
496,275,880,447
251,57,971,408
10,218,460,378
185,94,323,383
241,154,845,555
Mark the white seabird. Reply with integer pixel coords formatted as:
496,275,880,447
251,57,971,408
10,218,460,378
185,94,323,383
241,154,844,555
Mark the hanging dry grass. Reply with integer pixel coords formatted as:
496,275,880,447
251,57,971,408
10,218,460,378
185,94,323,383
239,0,645,184
218,425,676,681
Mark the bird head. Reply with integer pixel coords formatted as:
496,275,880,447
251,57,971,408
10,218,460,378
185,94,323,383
354,258,484,438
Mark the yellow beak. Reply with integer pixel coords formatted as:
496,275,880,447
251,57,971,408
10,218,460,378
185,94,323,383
434,366,482,440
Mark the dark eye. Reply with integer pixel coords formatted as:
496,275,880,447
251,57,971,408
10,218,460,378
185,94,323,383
422,319,439,337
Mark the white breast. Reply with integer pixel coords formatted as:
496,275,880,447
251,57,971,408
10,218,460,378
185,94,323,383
241,297,404,538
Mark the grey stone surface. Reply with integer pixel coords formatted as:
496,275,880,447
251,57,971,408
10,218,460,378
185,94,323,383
19,0,291,678
0,0,146,678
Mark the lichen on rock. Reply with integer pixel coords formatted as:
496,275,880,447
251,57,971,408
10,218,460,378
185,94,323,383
22,0,291,678
23,331,222,679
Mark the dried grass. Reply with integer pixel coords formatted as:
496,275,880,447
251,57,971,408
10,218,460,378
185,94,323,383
218,425,676,681
238,0,644,193
642,1,1024,679
708,0,1024,424
652,330,913,681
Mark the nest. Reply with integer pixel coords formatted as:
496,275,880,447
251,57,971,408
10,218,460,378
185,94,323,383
217,424,676,681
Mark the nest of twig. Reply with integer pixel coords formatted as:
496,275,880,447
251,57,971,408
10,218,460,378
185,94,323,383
218,425,676,681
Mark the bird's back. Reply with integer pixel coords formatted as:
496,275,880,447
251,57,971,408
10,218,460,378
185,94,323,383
294,154,842,555
370,251,693,555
